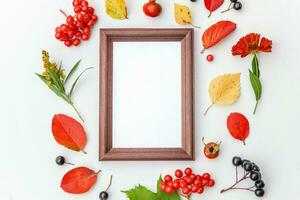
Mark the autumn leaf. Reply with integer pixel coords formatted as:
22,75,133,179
227,112,250,145
122,185,158,200
201,20,236,53
61,167,100,194
204,73,241,115
51,114,87,153
105,0,128,19
174,4,192,25
204,0,224,17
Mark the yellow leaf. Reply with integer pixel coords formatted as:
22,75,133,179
204,73,241,115
174,4,192,25
105,0,127,20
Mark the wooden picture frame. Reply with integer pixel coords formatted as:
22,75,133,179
99,28,194,161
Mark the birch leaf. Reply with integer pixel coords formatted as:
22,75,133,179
174,4,192,25
105,0,127,19
204,73,241,115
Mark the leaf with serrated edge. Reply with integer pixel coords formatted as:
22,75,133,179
122,185,158,200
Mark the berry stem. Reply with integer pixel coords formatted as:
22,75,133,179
203,103,214,116
235,166,238,182
200,48,205,54
190,23,200,29
220,172,250,193
59,9,68,17
179,193,190,200
105,175,113,191
65,162,75,166
221,2,233,13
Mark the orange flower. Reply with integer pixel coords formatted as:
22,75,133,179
232,33,272,57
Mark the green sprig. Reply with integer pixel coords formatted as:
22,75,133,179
249,53,262,114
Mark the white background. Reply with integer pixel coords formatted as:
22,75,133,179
113,42,181,148
0,0,299,199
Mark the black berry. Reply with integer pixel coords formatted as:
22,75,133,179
190,0,197,2
241,159,250,167
233,2,242,10
255,180,265,189
230,0,238,2
252,164,260,172
250,171,261,181
56,156,65,165
243,162,253,171
232,156,242,166
255,188,265,197
99,191,109,200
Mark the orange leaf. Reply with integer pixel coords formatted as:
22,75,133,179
204,0,224,17
61,167,99,194
51,114,87,152
202,20,236,50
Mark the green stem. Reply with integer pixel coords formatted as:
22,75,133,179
253,100,259,115
70,102,84,122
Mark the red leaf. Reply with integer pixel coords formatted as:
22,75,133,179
227,112,250,145
202,20,236,50
51,114,87,152
61,167,99,194
204,0,224,17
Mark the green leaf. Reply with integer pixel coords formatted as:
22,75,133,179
156,176,180,200
122,185,158,200
252,54,260,78
48,68,65,93
68,67,93,98
65,60,81,84
249,70,262,101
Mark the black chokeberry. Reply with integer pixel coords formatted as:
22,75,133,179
255,188,265,197
241,159,249,167
233,2,242,10
243,162,253,171
230,0,238,2
190,0,197,2
232,156,242,166
99,191,109,200
255,180,265,189
252,164,260,172
250,171,261,181
56,156,65,165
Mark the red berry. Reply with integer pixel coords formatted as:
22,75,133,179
193,179,202,187
190,174,196,180
68,24,77,31
92,15,98,21
66,16,74,25
73,0,80,7
68,30,75,38
164,175,173,182
76,21,85,28
208,179,215,187
182,187,191,195
82,6,89,12
160,182,167,191
55,27,62,33
202,173,210,180
201,178,209,186
74,6,82,13
175,169,183,178
173,181,180,189
167,181,173,187
88,7,94,13
60,24,69,32
64,40,72,47
75,31,82,37
72,38,80,46
195,175,202,180
191,185,199,193
179,180,187,188
87,20,94,27
165,186,175,194
186,177,193,185
76,13,84,21
55,32,63,39
197,186,204,194
206,54,214,62
81,0,88,6
184,167,192,176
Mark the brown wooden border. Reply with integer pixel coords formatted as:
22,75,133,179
100,28,194,161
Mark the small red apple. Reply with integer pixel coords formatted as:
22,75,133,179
143,0,162,17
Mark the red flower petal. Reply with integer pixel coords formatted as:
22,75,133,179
259,37,272,52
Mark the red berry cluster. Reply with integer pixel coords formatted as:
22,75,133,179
55,0,98,47
160,167,215,197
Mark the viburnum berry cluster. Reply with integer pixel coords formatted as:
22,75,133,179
160,167,215,199
55,0,98,47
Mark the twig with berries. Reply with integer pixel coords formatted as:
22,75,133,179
99,175,113,200
221,0,242,13
221,156,265,197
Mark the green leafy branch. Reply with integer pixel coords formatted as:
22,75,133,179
35,51,92,122
249,53,262,114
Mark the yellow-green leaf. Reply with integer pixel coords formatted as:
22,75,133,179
105,0,128,19
174,4,192,25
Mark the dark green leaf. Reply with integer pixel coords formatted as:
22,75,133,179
122,185,158,200
65,60,81,84
68,67,93,98
157,176,180,200
48,68,65,93
252,54,260,77
249,70,262,101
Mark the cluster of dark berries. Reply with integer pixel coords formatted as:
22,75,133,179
160,168,215,197
222,0,242,13
55,0,98,47
221,156,265,197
